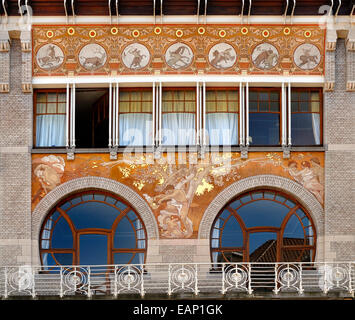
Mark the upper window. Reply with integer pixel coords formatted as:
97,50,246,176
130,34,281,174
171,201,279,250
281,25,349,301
34,90,66,147
211,190,316,263
40,191,147,268
119,88,153,146
249,89,281,146
291,88,322,146
162,88,196,146
206,88,239,145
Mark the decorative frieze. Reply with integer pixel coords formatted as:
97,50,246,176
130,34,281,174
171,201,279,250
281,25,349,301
32,24,325,77
20,31,32,93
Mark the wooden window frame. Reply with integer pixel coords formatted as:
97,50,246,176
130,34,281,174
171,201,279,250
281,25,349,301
205,87,240,146
290,87,323,146
33,88,67,148
210,189,317,263
39,191,147,268
248,87,282,146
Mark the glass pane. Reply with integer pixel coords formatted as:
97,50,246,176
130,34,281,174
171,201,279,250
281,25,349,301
228,90,238,102
142,91,152,101
237,199,290,228
185,90,195,101
185,101,195,112
51,217,73,249
249,101,258,112
282,249,311,262
259,101,269,112
270,101,279,112
47,93,57,103
36,103,46,113
58,93,66,102
299,91,309,101
53,253,73,266
270,92,280,101
259,92,269,101
249,113,280,145
291,91,298,101
228,100,238,112
229,199,242,210
131,253,145,264
114,217,136,249
42,253,57,266
67,201,120,229
131,101,141,112
79,234,108,265
119,91,130,101
291,101,298,112
130,91,140,101
249,232,277,262
206,100,216,112
249,91,258,101
114,253,133,265
162,101,173,112
216,91,226,101
221,251,243,263
221,216,243,247
119,101,130,112
283,214,305,241
300,101,309,112
216,101,228,112
37,93,47,103
142,101,152,113
291,113,320,145
311,101,320,112
47,103,57,114
58,103,66,113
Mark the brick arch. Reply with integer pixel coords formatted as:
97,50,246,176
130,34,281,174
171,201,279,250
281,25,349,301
32,177,159,247
198,175,324,242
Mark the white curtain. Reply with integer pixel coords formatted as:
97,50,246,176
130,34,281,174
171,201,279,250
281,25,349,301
311,113,320,145
206,113,238,145
135,219,145,265
119,114,152,146
162,113,195,145
36,115,66,147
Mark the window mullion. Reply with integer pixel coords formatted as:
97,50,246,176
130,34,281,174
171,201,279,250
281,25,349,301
245,82,249,146
152,82,156,146
239,82,245,146
282,82,287,146
66,83,70,148
108,82,112,147
288,82,292,146
202,81,206,146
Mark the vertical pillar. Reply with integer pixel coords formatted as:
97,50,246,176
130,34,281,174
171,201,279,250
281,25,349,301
0,30,10,93
20,31,32,93
324,29,337,92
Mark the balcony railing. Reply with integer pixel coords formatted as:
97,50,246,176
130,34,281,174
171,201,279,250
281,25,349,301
0,262,354,298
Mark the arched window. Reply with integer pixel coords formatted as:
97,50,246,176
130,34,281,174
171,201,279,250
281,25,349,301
211,190,316,263
40,191,147,267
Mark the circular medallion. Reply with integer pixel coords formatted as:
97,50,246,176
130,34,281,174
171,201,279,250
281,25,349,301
251,42,279,70
111,27,118,35
165,42,194,70
293,43,321,70
304,30,312,38
89,30,97,38
175,29,184,38
46,30,54,38
218,30,227,38
154,26,162,35
241,27,248,35
79,43,107,71
122,43,151,70
262,29,270,38
67,27,75,36
36,44,64,71
208,42,237,70
132,30,140,38
283,27,291,35
198,27,205,35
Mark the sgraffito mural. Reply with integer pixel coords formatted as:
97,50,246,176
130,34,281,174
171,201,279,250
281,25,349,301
32,152,324,239
32,24,325,76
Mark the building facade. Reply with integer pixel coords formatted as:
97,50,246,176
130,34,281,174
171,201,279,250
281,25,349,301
0,0,354,298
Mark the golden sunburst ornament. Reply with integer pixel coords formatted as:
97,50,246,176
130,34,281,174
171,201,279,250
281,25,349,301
241,27,248,35
262,29,270,38
89,30,97,38
175,29,184,37
304,30,312,38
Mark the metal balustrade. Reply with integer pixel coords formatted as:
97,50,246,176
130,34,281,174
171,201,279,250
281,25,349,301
0,262,354,298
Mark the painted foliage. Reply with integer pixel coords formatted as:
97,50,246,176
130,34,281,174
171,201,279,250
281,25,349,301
32,152,324,239
32,24,325,76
